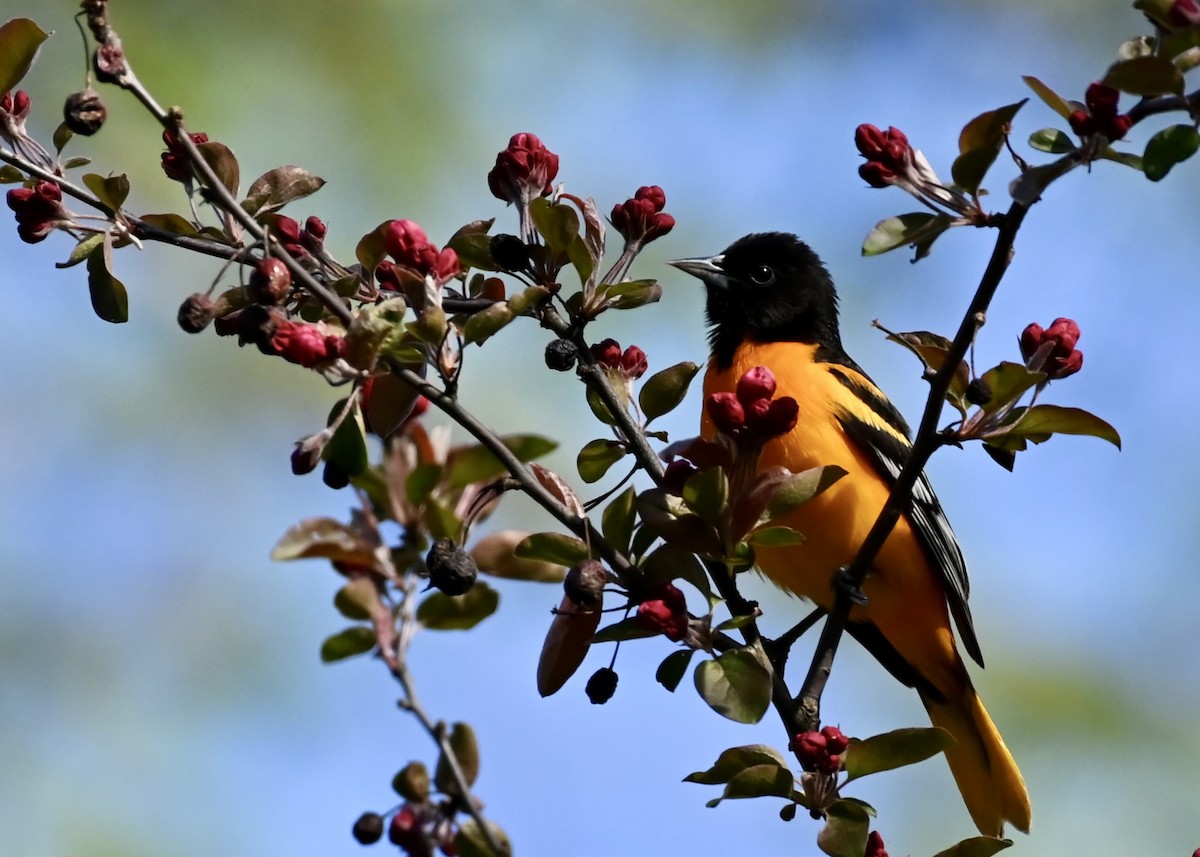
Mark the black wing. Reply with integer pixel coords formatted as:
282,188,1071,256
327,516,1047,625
827,365,984,667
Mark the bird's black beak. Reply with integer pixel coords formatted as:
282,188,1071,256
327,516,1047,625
668,254,730,291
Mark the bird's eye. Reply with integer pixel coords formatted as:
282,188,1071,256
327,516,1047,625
750,265,775,285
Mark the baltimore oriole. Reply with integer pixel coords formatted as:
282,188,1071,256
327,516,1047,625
670,232,1031,837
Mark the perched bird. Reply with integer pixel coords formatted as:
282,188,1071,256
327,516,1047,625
670,232,1031,837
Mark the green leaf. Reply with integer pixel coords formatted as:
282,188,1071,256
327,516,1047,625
599,279,663,310
82,172,130,212
600,486,637,556
640,360,700,422
319,626,377,662
322,398,369,478
931,836,1013,857
1021,75,1074,120
761,465,847,523
576,438,626,484
656,649,696,692
365,371,423,439
636,487,723,556
241,165,325,217
529,198,579,253
271,516,377,564
705,764,795,807
747,525,806,547
880,327,970,413
640,541,711,601
446,219,497,271
61,156,91,170
1103,55,1184,96
586,383,619,425
505,284,548,315
1004,404,1122,449
682,465,729,530
515,532,590,566
1142,124,1200,181
445,434,557,489
978,361,1044,415
333,577,383,621
138,212,200,237
85,242,129,324
590,615,661,644
0,164,25,183
843,726,953,782
1008,155,1081,204
469,529,566,583
537,596,602,697
417,582,500,631
0,18,49,94
52,121,74,155
56,233,105,269
196,140,241,196
816,799,872,857
454,820,513,857
355,220,391,272
392,761,431,802
952,100,1027,195
694,648,772,724
1028,128,1075,154
862,212,953,257
434,722,480,794
685,744,790,785
462,301,514,345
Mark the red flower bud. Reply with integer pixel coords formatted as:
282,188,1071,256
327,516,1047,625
820,725,850,754
820,753,843,774
634,582,688,641
1020,317,1083,380
383,219,460,283
662,458,699,495
1171,0,1200,25
302,215,326,254
250,257,293,304
854,124,909,176
160,129,210,183
1103,114,1133,142
865,830,889,857
735,365,777,406
706,391,746,435
6,180,66,243
590,338,622,369
1085,82,1120,118
750,397,799,439
1067,109,1096,137
1,89,32,126
269,320,342,368
854,124,887,158
610,185,675,246
487,132,559,206
620,345,648,379
858,160,896,188
387,804,423,850
793,731,828,770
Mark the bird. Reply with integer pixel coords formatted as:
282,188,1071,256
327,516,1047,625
669,232,1031,837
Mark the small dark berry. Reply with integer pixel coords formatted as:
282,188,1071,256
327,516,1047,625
965,377,993,406
585,667,619,704
425,538,478,596
177,292,217,333
63,89,107,136
544,339,577,372
352,811,385,845
489,233,529,271
563,559,607,608
291,432,327,475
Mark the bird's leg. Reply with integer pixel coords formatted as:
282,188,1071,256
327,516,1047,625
832,564,869,606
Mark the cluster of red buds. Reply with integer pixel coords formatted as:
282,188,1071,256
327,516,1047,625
793,724,850,775
351,804,457,855
487,132,559,208
854,124,912,189
1068,83,1132,142
707,366,799,444
590,338,647,380
160,129,210,183
6,181,68,243
0,89,31,138
1020,317,1083,380
273,214,327,259
610,185,675,248
634,582,689,642
269,319,344,368
382,219,461,285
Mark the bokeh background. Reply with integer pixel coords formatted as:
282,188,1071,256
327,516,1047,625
2,2,1197,855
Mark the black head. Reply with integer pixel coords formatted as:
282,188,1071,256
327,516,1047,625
669,232,845,369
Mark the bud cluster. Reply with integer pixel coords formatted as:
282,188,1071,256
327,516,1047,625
1068,83,1132,142
1020,317,1083,380
590,338,648,380
706,366,799,443
6,181,67,244
273,214,327,260
269,319,344,368
865,830,890,857
383,219,461,285
634,582,689,641
793,725,849,774
0,89,32,138
160,129,210,183
610,185,675,247
854,124,912,189
487,132,559,207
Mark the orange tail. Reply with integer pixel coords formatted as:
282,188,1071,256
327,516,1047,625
922,687,1031,837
